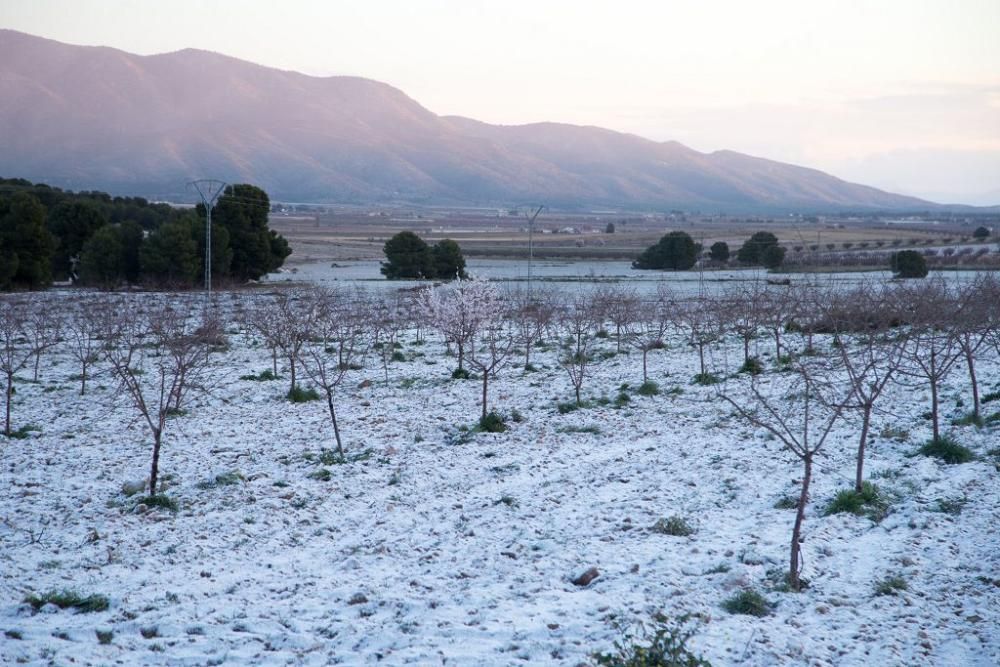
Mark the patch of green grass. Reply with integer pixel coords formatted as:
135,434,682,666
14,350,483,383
824,482,889,521
287,386,320,403
951,412,984,428
5,629,23,640
557,401,583,414
981,390,1000,404
451,368,471,380
477,411,508,433
773,494,799,510
495,494,518,508
308,468,332,481
390,351,407,362
523,362,538,372
23,590,110,614
164,407,187,418
637,380,660,397
933,496,967,515
874,575,908,596
721,589,774,617
614,391,631,408
510,409,524,423
558,425,601,435
399,377,417,389
138,494,178,512
650,516,695,537
241,369,279,381
878,426,910,442
592,613,712,667
692,373,720,386
738,357,764,376
5,424,41,440
96,629,113,645
917,435,975,464
197,470,244,489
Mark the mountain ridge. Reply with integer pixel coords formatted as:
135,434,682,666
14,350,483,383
0,29,964,212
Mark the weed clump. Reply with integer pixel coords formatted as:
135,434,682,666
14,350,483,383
651,516,695,537
824,482,889,521
451,368,471,380
692,373,720,386
478,411,507,433
637,381,660,397
240,369,278,381
874,575,908,596
917,435,974,464
24,590,110,614
137,494,178,512
592,613,711,667
287,386,320,403
738,357,764,376
721,589,773,617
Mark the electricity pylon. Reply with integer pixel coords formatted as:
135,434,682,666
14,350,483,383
189,180,227,296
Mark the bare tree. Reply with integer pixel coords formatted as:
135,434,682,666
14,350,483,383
25,296,63,383
596,284,640,354
300,289,365,457
723,282,765,364
66,297,109,395
271,291,316,395
758,287,798,360
368,294,406,385
557,292,601,406
952,275,996,420
677,297,724,381
509,287,554,370
896,281,963,442
423,277,496,378
721,358,847,590
624,286,673,385
101,298,215,496
461,282,513,423
0,298,34,437
828,286,908,491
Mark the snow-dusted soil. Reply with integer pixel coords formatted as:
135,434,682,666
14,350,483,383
2,299,998,666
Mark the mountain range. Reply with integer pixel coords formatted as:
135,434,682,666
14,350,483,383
0,29,951,212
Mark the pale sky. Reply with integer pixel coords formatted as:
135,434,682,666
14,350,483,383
4,0,999,204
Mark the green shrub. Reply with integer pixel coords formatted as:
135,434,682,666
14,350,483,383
615,391,632,407
557,401,582,414
287,386,320,403
478,411,507,433
524,363,538,372
824,482,889,521
874,575,908,596
451,368,471,380
917,435,974,464
738,357,763,375
24,590,110,613
390,351,407,362
637,381,660,396
773,494,798,510
6,424,41,440
933,496,967,515
592,613,712,667
692,373,720,386
309,468,332,481
721,589,773,617
951,412,984,427
558,425,601,435
96,629,114,644
981,390,1000,404
651,516,695,537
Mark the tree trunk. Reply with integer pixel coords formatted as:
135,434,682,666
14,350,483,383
289,356,297,393
965,349,980,419
33,353,41,382
743,336,750,363
481,370,489,423
616,323,622,353
327,392,343,458
575,383,582,406
697,343,706,376
4,373,11,437
80,362,88,396
790,453,812,591
457,342,464,371
642,348,649,383
272,349,278,377
930,348,940,441
773,331,781,359
855,404,872,492
149,428,162,496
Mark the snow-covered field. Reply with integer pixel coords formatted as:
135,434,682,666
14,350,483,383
1,290,998,666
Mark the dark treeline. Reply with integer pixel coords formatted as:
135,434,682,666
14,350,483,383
0,178,290,290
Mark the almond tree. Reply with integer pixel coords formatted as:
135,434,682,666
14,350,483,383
300,289,364,457
461,282,512,423
723,282,765,364
102,298,215,496
272,291,316,395
26,296,63,382
677,298,724,381
423,276,496,377
0,297,33,437
368,294,406,385
896,281,962,442
509,287,554,370
952,275,997,420
66,296,108,395
596,284,640,353
557,292,601,406
829,286,908,491
721,357,846,590
624,286,673,385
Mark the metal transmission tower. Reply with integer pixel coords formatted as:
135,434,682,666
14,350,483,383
522,204,544,297
189,180,227,295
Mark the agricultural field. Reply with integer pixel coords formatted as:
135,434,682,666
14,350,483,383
1,278,998,666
